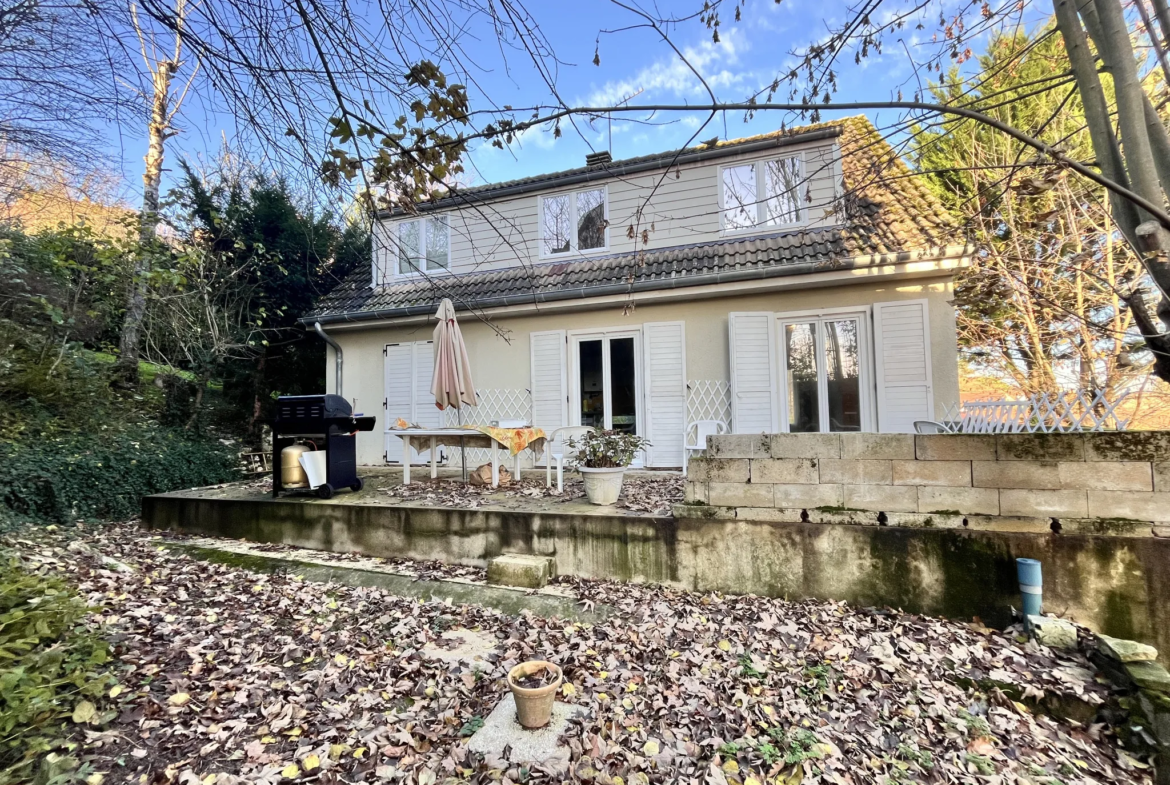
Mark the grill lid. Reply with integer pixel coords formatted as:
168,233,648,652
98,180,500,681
274,394,352,422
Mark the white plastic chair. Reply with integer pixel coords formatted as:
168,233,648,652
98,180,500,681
914,420,949,434
683,420,727,473
544,426,595,492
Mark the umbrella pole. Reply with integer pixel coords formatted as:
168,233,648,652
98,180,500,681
459,407,468,482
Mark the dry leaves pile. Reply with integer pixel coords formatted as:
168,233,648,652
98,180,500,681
383,474,682,516
8,523,1149,785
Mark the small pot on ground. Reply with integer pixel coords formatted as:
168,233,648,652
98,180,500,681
569,429,650,506
507,660,563,729
507,664,566,730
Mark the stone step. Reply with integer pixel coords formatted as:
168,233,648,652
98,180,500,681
487,554,556,589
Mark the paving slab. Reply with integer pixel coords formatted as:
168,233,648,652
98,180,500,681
466,694,585,764
421,629,498,670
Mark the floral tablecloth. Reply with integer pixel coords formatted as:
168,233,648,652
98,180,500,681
390,420,545,457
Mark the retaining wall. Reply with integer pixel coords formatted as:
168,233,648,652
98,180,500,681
686,431,1170,524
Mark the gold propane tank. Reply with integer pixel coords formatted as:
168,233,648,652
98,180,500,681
280,444,312,488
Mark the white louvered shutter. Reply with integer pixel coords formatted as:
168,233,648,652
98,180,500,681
413,340,442,429
643,321,687,468
383,343,413,462
530,330,567,430
873,300,934,432
729,312,779,433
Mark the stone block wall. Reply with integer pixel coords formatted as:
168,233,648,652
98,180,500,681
687,432,1170,526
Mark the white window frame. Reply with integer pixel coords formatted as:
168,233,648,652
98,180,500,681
539,185,609,258
776,306,875,434
393,214,452,277
719,154,806,235
567,327,645,467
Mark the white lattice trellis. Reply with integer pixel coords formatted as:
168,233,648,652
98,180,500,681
686,379,732,432
442,388,534,466
937,391,1130,434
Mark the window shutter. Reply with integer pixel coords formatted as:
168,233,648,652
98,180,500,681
383,344,413,463
530,330,567,430
873,300,934,433
729,312,778,433
643,321,687,467
413,340,442,429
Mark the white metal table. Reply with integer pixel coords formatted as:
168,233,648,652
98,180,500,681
388,428,536,487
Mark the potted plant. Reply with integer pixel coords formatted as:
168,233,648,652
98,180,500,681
507,660,563,728
569,429,650,505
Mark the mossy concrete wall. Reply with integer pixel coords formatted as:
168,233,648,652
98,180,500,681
143,491,1170,656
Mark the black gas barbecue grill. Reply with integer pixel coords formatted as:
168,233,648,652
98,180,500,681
272,394,376,499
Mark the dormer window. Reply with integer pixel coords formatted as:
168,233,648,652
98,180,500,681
720,155,803,232
540,187,608,256
397,215,449,274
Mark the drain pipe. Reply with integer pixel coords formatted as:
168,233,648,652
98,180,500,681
313,321,343,397
1016,558,1043,621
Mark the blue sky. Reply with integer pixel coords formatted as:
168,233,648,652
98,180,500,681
105,0,1037,206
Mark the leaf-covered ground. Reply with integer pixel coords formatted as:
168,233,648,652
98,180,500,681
8,523,1150,785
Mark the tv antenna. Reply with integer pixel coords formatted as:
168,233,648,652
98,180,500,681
608,87,644,155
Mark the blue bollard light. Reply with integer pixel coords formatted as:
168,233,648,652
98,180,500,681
1016,557,1043,618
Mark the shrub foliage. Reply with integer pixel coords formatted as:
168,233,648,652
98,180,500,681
0,428,239,524
0,558,115,778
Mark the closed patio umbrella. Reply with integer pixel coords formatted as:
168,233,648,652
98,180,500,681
431,298,477,478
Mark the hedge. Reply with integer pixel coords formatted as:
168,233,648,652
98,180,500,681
0,427,240,524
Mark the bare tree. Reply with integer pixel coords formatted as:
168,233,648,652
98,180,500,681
115,0,196,385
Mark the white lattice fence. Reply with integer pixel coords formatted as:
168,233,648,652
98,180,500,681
442,388,534,466
687,379,732,438
938,391,1130,433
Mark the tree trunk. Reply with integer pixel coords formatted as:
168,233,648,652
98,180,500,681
115,53,181,387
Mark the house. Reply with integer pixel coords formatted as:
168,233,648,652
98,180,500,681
303,116,969,469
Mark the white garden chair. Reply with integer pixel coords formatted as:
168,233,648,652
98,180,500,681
683,419,727,473
544,426,596,492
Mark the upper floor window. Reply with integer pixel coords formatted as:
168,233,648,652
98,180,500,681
540,187,607,256
720,155,803,232
396,215,449,274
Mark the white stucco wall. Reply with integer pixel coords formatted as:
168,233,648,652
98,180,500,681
321,275,959,466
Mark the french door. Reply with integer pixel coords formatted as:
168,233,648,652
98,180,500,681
778,313,872,433
570,331,642,436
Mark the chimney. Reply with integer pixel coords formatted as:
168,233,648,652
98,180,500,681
585,150,612,169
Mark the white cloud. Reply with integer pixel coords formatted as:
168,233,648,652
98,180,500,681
584,28,756,107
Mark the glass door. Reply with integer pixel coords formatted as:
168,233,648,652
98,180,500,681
574,333,639,434
780,315,867,433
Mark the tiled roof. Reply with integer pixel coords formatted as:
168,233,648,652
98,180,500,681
307,116,959,323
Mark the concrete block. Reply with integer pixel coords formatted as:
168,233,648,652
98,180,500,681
673,502,735,520
751,458,819,484
734,507,804,523
962,515,1051,534
773,483,842,509
841,433,915,460
487,554,554,589
843,484,918,512
996,433,1084,462
917,486,1000,515
684,481,709,504
708,434,769,459
1000,488,1088,518
972,460,1060,490
687,458,749,483
708,482,775,508
767,433,842,459
1084,431,1170,462
1058,461,1153,491
1098,633,1158,662
893,460,972,487
467,693,586,764
819,459,893,485
915,434,997,461
1086,491,1170,522
1154,461,1170,492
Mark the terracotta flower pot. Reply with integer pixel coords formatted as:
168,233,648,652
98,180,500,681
507,660,563,729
